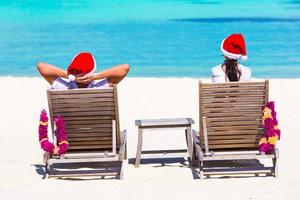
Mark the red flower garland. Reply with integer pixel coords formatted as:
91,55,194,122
38,110,69,156
259,102,281,154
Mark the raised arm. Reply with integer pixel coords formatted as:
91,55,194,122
76,64,130,85
37,62,68,84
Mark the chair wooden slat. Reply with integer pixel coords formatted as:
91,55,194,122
203,138,260,145
68,136,112,142
204,143,258,149
67,127,112,134
205,116,261,122
206,121,261,126
202,92,266,98
201,134,261,140
202,88,266,93
203,106,263,111
69,140,113,145
207,130,263,136
67,132,113,137
51,98,114,104
202,97,265,102
66,123,112,129
50,92,114,99
52,111,116,117
68,145,113,150
62,116,113,121
51,102,115,109
201,81,266,87
65,119,112,125
202,112,261,117
53,106,115,113
202,102,264,108
206,125,261,131
49,88,113,94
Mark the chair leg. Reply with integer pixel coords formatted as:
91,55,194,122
43,152,50,179
43,163,49,179
117,162,124,180
191,147,198,167
273,148,279,178
273,158,278,178
191,130,201,167
135,128,143,167
124,142,128,160
185,127,193,160
199,161,204,180
121,130,127,160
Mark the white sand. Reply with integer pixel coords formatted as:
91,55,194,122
0,77,299,200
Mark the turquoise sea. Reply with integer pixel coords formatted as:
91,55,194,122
0,0,300,78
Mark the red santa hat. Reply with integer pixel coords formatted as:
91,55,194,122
67,52,96,81
221,33,247,61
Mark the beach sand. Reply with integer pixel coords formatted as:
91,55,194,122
0,77,299,200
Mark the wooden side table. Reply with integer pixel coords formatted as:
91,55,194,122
134,118,194,167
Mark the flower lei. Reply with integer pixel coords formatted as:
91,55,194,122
38,110,69,156
259,101,281,154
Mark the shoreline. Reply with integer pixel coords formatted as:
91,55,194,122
1,75,300,80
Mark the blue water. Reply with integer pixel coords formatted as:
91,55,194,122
0,0,300,78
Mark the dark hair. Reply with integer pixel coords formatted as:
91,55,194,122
222,58,241,82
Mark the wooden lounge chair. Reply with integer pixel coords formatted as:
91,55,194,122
193,80,279,179
44,85,127,179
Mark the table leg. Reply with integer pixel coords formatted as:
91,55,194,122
186,126,193,158
135,128,143,167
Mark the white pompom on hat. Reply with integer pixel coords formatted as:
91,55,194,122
221,33,248,61
67,52,97,80
68,74,76,81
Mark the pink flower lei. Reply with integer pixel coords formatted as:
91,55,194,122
38,110,69,156
259,101,281,154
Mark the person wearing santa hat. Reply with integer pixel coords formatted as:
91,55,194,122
37,52,130,89
211,33,251,83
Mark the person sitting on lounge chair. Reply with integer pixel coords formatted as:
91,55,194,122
211,33,251,83
37,52,130,89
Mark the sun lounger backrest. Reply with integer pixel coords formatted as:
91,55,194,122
47,85,121,153
199,81,269,151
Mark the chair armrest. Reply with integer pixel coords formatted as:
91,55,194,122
118,129,127,161
192,129,204,160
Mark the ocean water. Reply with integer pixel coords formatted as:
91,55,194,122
0,0,300,78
